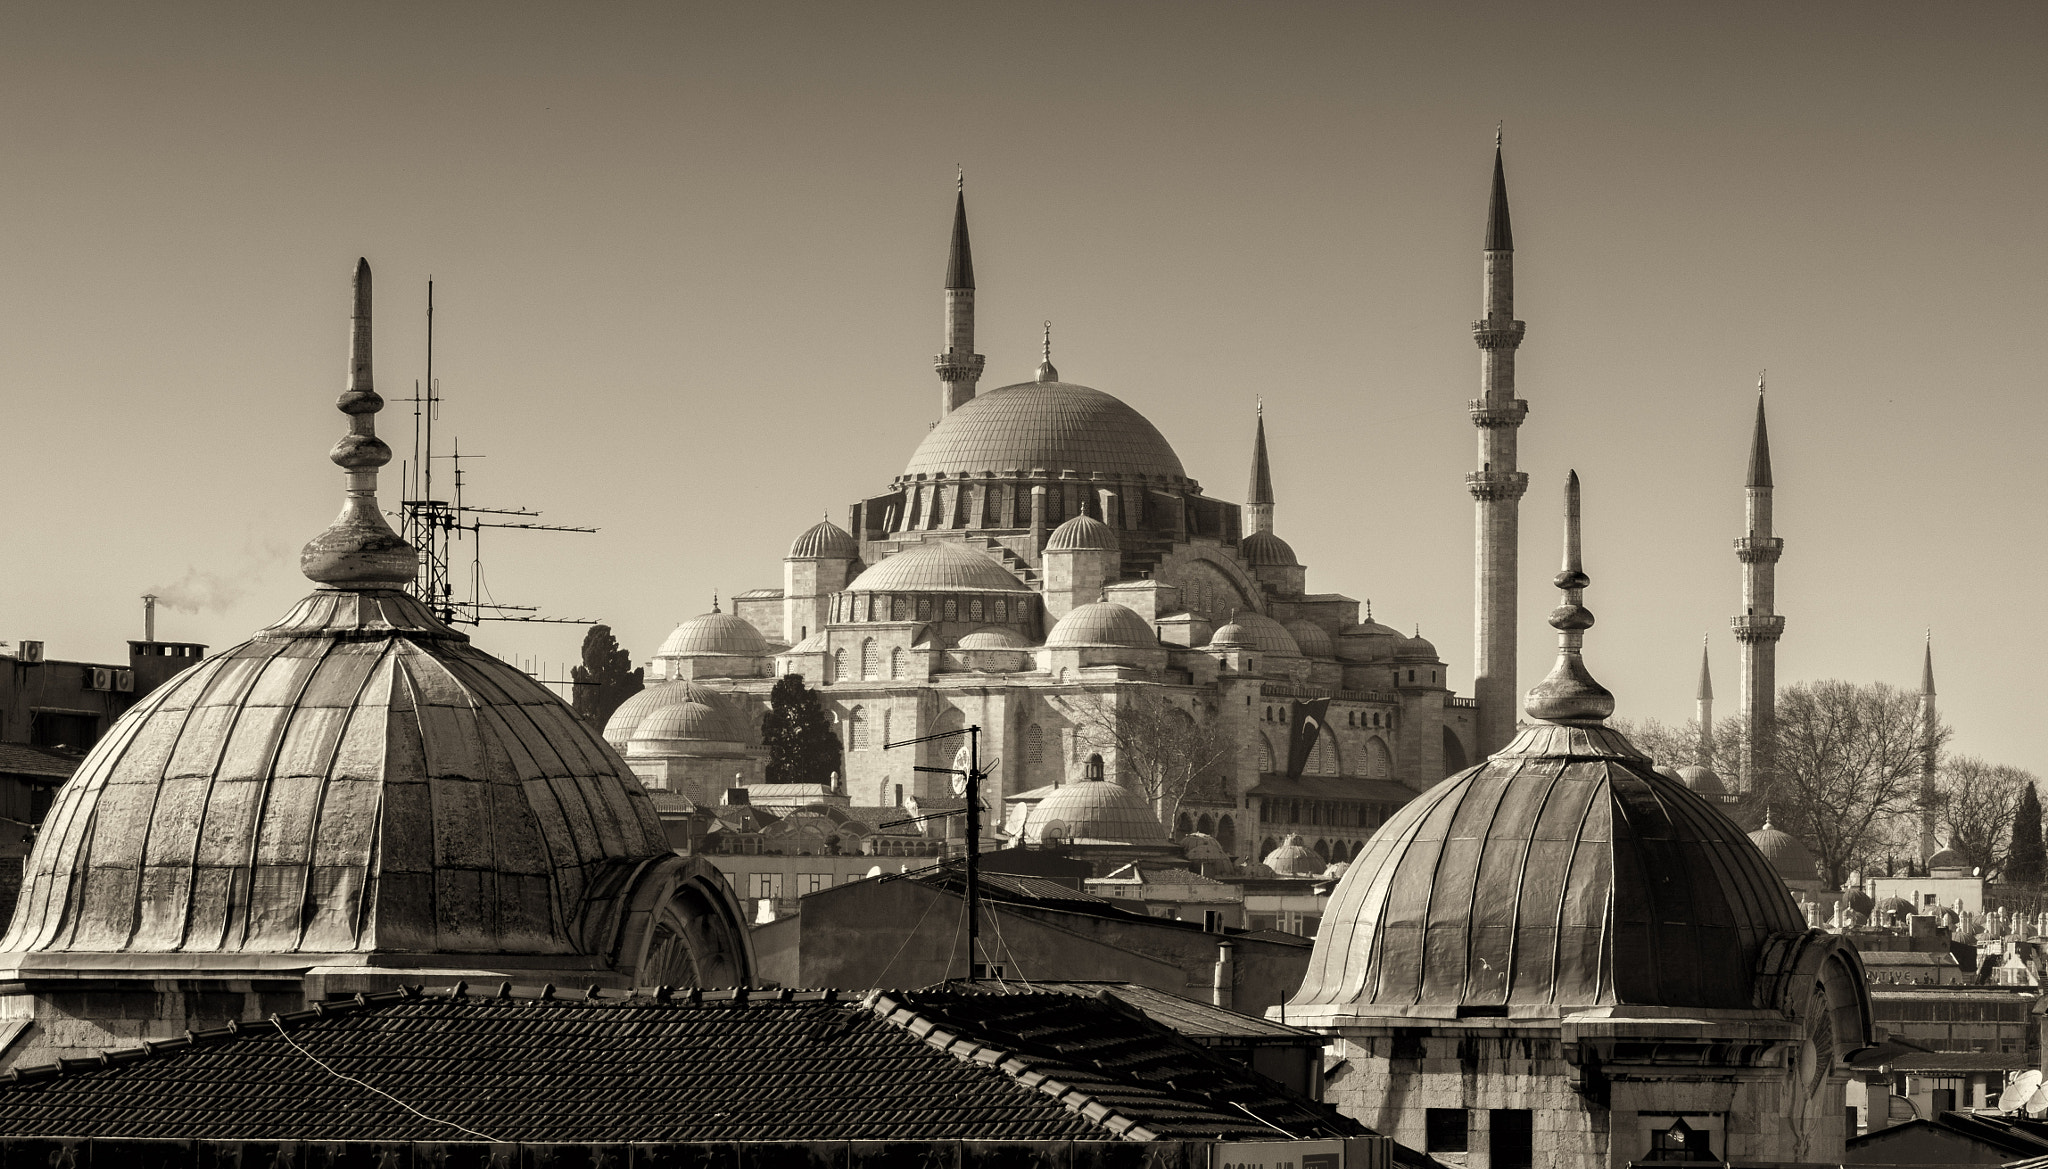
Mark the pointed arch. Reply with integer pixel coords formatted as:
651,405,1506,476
1026,724,1044,767
847,706,868,751
860,638,879,679
889,646,905,679
1196,813,1215,835
1175,812,1193,837
827,647,844,684
1259,736,1276,776
1442,726,1469,775
1364,736,1392,779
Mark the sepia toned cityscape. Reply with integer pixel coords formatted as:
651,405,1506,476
0,4,2041,1167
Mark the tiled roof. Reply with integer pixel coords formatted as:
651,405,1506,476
0,985,1361,1143
941,980,1318,1042
0,744,81,782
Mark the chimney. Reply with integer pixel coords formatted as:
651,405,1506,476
1211,939,1235,1009
142,594,158,643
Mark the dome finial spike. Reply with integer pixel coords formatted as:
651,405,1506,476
712,591,720,614
1495,121,1503,149
956,163,963,193
1523,470,1615,724
299,258,418,589
1035,320,1059,383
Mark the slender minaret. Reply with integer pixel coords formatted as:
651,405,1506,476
1244,401,1275,535
1732,380,1785,792
934,173,985,416
1696,635,1716,764
1468,132,1530,754
1918,632,1938,861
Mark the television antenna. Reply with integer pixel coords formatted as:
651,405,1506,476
397,280,599,627
883,725,992,978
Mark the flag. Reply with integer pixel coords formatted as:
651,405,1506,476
1286,698,1332,780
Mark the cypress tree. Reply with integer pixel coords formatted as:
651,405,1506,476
570,624,643,733
2008,785,2046,886
762,673,842,786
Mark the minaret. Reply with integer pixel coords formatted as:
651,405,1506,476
1731,380,1785,793
1467,132,1530,755
1919,633,1938,861
934,173,985,416
1244,401,1275,535
1696,635,1716,764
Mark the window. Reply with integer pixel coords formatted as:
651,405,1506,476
918,597,933,620
747,873,786,900
30,711,99,751
861,638,879,679
970,599,983,620
1027,724,1044,766
995,600,1007,622
894,784,904,807
799,873,832,895
1086,754,1105,782
891,595,907,620
1490,1110,1533,1169
848,706,868,751
1424,1110,1467,1154
890,646,904,678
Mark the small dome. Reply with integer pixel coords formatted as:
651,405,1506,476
632,701,742,745
1242,861,1277,879
1847,888,1875,915
1877,896,1914,917
1238,531,1299,567
1927,847,1969,874
1748,817,1820,886
1394,631,1439,661
1022,778,1168,845
1284,621,1336,659
1208,612,1300,656
783,632,826,655
1046,602,1157,650
1677,764,1727,796
1045,515,1119,552
604,681,747,748
1262,835,1320,877
900,379,1186,484
957,628,1029,650
844,541,1030,595
1181,833,1228,862
1653,764,1684,782
1336,620,1402,663
658,611,770,659
789,519,858,560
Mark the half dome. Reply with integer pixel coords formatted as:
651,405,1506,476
901,380,1186,484
658,611,770,659
844,541,1030,594
1284,621,1335,659
1046,602,1158,650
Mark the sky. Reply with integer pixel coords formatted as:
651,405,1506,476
3,3,2043,775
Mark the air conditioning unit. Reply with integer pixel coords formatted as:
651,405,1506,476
17,641,43,664
90,668,114,692
115,670,135,693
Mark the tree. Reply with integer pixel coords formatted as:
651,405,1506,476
2009,783,2046,887
762,674,842,786
1609,714,1747,777
1051,685,1235,831
1931,756,2033,878
1765,680,1948,889
570,624,643,733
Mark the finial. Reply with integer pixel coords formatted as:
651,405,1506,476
956,164,963,193
1523,470,1615,724
1495,122,1502,149
1256,395,1263,416
300,259,418,588
1757,369,1766,396
1035,321,1059,383
1365,599,1372,621
712,591,721,614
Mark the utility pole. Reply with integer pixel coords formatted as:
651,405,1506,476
884,725,988,978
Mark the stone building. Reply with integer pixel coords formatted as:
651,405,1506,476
0,262,753,1066
1285,472,1874,1169
612,176,1499,867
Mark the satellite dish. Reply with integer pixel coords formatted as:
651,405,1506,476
2009,1069,2042,1107
2024,1084,2048,1115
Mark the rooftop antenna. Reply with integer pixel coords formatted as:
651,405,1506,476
398,280,599,639
883,725,991,980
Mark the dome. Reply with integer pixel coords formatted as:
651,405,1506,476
1653,764,1684,782
1242,861,1277,879
2,589,670,960
1322,861,1351,881
1748,817,1820,886
1393,631,1439,661
843,541,1029,595
1208,612,1299,656
1181,833,1228,862
783,632,826,655
1046,602,1157,650
1238,531,1299,567
1045,515,1119,552
1847,888,1875,915
1927,847,1969,874
1022,778,1168,845
632,701,743,745
604,681,747,748
1283,621,1335,659
957,628,1029,650
901,379,1186,484
789,519,858,560
1262,835,1321,877
1677,764,1727,796
659,610,770,659
1877,896,1914,917
1336,620,1402,663
1292,723,1806,1019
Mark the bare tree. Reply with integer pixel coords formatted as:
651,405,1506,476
1766,680,1948,889
1050,685,1235,831
1610,714,1748,776
1932,756,2038,879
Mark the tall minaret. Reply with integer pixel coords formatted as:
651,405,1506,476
1732,381,1785,792
934,174,985,416
1918,633,1938,861
1696,635,1716,764
1244,402,1275,535
1467,132,1530,755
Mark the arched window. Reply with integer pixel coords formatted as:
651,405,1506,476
1216,816,1236,853
1196,813,1214,835
1026,724,1044,766
1364,737,1392,779
918,597,933,620
889,646,905,679
1086,754,1104,782
995,600,1007,622
1176,812,1193,837
1314,736,1340,776
826,648,843,684
970,599,984,621
848,706,868,751
861,638,879,680
1259,737,1276,775
891,596,907,621
944,599,959,620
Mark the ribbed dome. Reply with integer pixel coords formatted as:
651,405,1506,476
1291,723,1805,1019
1748,817,1820,886
1677,764,1727,796
1927,847,1969,874
604,681,747,749
1877,896,1913,917
1263,835,1321,877
788,519,858,560
957,628,1029,650
1238,531,1299,567
658,611,770,659
1023,778,1168,844
900,380,1186,483
1045,515,1118,552
1181,833,1228,862
1393,632,1439,661
632,701,743,745
1209,612,1299,656
1284,621,1335,659
844,541,1029,594
2,590,670,959
1336,620,1402,663
1046,602,1157,650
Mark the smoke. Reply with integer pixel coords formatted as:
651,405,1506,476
146,567,249,615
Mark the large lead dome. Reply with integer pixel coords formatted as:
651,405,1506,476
900,379,1187,484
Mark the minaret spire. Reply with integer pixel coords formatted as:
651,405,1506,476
934,176,986,416
1244,402,1275,535
300,258,417,589
1732,381,1786,793
1918,631,1939,861
1524,471,1612,725
1468,132,1531,754
1696,635,1716,762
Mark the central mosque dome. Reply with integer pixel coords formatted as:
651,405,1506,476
899,379,1187,485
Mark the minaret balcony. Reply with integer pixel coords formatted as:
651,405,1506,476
933,352,986,382
1733,536,1784,564
1468,399,1529,429
1470,319,1526,349
1731,614,1786,643
1465,469,1529,502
